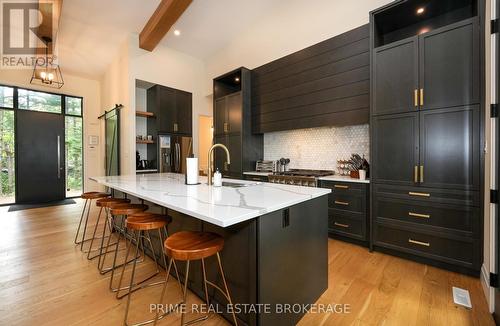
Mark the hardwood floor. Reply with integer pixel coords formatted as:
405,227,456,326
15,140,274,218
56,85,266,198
0,200,494,326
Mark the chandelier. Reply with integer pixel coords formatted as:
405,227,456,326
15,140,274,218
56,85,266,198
30,37,64,89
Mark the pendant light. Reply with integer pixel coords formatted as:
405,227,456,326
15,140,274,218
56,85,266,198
30,37,64,89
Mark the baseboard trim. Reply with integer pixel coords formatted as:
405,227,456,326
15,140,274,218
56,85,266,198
480,263,495,313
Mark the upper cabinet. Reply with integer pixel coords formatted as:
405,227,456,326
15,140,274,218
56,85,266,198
419,19,479,110
373,38,419,115
372,18,479,116
147,85,192,135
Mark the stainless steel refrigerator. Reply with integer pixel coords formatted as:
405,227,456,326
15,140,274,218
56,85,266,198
158,134,193,174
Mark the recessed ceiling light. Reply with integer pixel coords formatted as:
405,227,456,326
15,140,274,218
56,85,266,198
235,77,240,82
174,29,181,36
416,7,425,15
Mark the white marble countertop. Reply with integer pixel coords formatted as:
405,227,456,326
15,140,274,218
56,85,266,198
90,173,331,227
317,175,370,183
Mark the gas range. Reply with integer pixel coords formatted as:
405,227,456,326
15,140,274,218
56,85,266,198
268,169,334,187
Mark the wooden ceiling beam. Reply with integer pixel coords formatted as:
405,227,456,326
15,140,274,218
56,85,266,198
35,0,63,55
139,0,192,51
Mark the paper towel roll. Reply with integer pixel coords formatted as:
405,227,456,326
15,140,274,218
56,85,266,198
186,157,199,185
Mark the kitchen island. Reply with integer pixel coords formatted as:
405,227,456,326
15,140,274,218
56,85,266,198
91,173,330,326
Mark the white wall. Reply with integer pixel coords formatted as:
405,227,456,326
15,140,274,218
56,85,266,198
0,68,104,192
100,40,130,174
126,34,209,174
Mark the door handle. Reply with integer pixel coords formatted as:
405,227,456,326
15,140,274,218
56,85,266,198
408,212,430,219
408,238,430,247
414,89,418,107
57,135,61,179
420,165,424,183
414,166,418,183
334,222,349,228
420,89,424,107
334,200,349,206
409,191,430,197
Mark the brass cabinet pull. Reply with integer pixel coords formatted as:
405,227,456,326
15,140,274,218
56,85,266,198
408,191,430,197
408,238,430,247
223,122,229,133
414,89,418,107
173,123,178,132
420,89,424,106
224,162,228,171
334,222,349,228
334,185,349,189
408,212,430,219
419,165,424,183
414,166,418,183
334,200,350,206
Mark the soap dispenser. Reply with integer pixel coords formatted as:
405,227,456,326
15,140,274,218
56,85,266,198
213,169,222,187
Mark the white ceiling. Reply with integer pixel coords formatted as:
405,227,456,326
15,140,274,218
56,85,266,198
160,0,284,60
58,0,160,79
57,0,284,79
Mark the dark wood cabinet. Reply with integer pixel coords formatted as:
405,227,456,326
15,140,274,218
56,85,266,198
373,37,418,115
419,105,480,190
370,0,484,276
213,68,263,179
319,180,369,244
372,112,419,187
372,18,479,116
419,19,480,110
175,90,193,135
148,85,192,135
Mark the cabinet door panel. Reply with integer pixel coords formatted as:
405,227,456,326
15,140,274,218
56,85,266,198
373,37,418,115
419,105,480,190
214,98,226,136
158,87,176,133
227,133,242,178
420,18,479,110
372,112,419,186
176,91,192,134
227,92,242,134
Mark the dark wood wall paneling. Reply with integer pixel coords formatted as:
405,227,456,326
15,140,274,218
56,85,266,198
251,25,370,133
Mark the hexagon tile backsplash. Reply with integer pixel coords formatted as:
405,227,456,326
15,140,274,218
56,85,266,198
263,124,369,171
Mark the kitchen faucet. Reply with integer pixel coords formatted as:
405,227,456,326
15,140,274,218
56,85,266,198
207,143,231,185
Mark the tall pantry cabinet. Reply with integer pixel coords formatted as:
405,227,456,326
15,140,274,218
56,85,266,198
370,0,484,275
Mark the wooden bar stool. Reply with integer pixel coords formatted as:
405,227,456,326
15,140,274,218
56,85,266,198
155,231,238,326
74,192,109,251
121,213,181,326
86,197,130,263
107,203,149,292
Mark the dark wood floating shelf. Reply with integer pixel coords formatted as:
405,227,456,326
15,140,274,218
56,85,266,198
136,139,155,144
135,111,155,118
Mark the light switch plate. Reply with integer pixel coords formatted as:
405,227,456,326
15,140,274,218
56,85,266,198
452,286,472,309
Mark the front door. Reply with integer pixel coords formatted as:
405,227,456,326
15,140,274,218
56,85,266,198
16,110,65,203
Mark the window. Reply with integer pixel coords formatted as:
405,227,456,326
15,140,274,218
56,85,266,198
0,86,14,108
18,89,62,113
0,110,15,204
66,96,82,116
65,116,83,197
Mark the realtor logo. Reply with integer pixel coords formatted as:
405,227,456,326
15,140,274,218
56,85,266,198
1,0,54,68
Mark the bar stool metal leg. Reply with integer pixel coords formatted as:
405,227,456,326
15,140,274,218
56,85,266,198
74,198,88,244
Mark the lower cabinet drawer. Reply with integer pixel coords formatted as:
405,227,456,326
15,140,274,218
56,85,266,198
328,210,365,240
373,223,476,267
374,197,479,236
328,193,364,213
